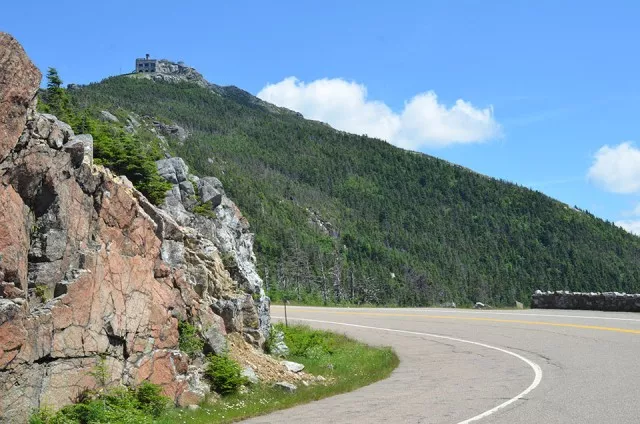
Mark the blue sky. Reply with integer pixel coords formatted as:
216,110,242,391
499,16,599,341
3,0,640,232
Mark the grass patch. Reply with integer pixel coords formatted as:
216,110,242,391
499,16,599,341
156,323,398,423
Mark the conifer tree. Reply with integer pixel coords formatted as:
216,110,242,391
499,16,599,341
44,67,69,119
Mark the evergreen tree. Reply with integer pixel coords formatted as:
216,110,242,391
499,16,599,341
46,67,63,89
38,69,171,205
43,67,69,119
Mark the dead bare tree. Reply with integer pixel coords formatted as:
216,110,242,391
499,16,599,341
349,268,355,302
359,274,380,304
331,255,342,303
320,261,328,305
277,255,288,295
286,240,312,302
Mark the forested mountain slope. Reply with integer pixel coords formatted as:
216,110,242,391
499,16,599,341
68,76,640,306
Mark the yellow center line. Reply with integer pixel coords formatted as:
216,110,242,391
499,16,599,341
285,309,640,335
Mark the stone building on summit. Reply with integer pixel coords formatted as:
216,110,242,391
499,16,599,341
135,54,157,73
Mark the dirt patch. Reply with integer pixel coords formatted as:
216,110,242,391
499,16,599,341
227,334,322,385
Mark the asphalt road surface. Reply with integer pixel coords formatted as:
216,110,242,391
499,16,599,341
245,305,640,424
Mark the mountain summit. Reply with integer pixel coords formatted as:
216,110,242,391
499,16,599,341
127,55,303,118
131,54,209,87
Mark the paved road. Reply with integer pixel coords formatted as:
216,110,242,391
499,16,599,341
245,305,640,424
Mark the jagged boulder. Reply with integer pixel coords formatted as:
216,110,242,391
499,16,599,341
36,113,74,148
153,120,189,143
281,360,304,373
268,329,289,357
157,157,189,185
100,110,118,123
0,33,41,160
197,177,223,207
63,134,93,167
273,381,297,392
203,325,228,355
242,366,259,384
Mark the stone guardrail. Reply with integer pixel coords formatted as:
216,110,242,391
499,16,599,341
532,290,640,312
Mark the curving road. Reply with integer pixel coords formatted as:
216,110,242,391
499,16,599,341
245,305,640,424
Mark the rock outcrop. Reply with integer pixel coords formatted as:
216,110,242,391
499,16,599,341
152,120,189,143
129,59,303,118
99,110,118,123
0,33,41,161
133,59,209,88
153,156,270,346
0,33,269,423
532,290,640,312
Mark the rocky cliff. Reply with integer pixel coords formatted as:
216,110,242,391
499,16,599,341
0,33,270,423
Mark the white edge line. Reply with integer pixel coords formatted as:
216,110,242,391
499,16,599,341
273,316,543,424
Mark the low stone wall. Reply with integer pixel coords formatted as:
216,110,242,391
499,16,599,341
532,290,640,312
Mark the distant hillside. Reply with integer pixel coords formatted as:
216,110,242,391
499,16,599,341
67,75,640,307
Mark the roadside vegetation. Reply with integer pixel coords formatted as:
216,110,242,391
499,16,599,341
156,323,398,423
29,366,170,424
30,324,397,424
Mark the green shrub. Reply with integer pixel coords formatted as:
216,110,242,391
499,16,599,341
178,321,204,356
29,384,161,424
204,355,247,395
135,381,169,417
34,284,48,303
60,388,144,423
263,327,278,355
221,253,237,270
28,406,73,424
87,356,109,388
192,200,217,218
277,323,333,357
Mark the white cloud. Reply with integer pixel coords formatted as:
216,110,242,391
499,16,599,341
257,77,501,149
587,142,640,194
615,220,640,236
621,202,640,217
